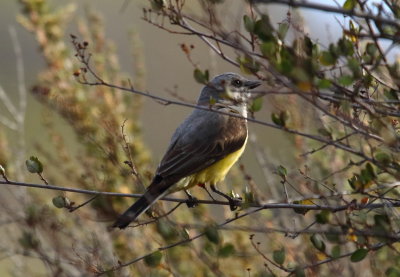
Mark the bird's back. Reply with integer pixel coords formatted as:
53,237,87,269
157,106,248,192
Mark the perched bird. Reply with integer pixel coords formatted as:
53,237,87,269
112,72,261,229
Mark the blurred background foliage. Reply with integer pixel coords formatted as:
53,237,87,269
0,0,400,276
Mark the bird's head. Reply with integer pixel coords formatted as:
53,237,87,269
198,73,261,106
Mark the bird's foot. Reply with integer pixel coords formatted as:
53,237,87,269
185,190,198,208
210,184,242,211
228,196,242,211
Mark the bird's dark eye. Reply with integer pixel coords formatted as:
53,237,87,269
231,79,242,87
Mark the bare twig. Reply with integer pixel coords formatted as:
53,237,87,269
254,0,400,28
97,207,265,275
2,179,400,211
68,195,99,212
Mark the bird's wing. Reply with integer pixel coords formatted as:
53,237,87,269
112,109,247,229
156,109,248,182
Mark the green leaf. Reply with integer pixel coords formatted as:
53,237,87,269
384,89,399,101
279,111,289,126
303,36,314,56
338,38,354,56
292,199,313,215
271,111,288,127
320,51,337,66
25,204,40,226
395,6,400,19
385,267,400,277
278,50,294,74
294,267,306,277
310,234,325,251
317,127,332,138
250,97,263,112
254,15,274,42
204,241,216,256
25,156,43,174
350,248,368,262
291,67,310,83
331,245,341,258
338,75,353,86
144,251,163,267
52,195,70,209
271,112,283,126
374,214,391,232
18,231,40,250
365,163,376,179
382,25,396,36
325,229,340,243
218,243,235,258
276,165,287,178
273,248,285,265
193,69,209,84
358,163,376,187
278,22,289,40
238,55,260,74
180,228,190,240
363,54,373,65
315,210,331,224
348,175,362,190
343,0,356,10
243,186,256,205
156,219,178,241
366,42,378,57
204,224,220,244
375,152,391,164
243,15,255,33
260,42,277,58
317,79,332,89
347,58,361,77
150,0,166,11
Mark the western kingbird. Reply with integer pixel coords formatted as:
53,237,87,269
113,72,261,229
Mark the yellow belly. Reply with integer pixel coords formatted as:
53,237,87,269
170,138,247,192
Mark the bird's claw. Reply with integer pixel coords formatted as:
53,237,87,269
186,195,198,208
228,197,242,211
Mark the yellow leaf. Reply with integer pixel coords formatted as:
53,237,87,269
299,199,315,205
292,199,315,215
346,228,357,242
119,186,131,194
360,197,369,204
316,252,328,261
297,81,312,92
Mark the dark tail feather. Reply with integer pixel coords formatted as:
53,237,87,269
112,180,170,229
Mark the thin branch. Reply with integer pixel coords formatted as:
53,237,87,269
302,242,386,271
71,36,394,169
254,0,400,28
97,207,265,276
300,131,358,157
68,195,99,212
178,221,400,240
2,179,400,211
128,203,183,228
78,76,381,166
250,235,291,273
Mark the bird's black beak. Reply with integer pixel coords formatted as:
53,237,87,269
245,80,261,89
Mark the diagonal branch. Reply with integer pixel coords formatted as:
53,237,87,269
254,0,400,28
